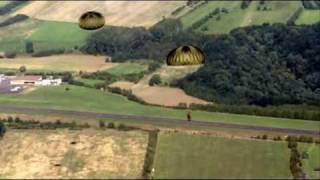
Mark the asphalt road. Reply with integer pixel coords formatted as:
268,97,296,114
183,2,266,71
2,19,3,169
0,105,319,136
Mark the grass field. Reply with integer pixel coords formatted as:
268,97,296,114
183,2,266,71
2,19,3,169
153,132,292,179
15,1,185,27
0,85,319,130
0,19,90,52
0,1,10,7
105,63,148,76
299,143,320,179
0,129,148,178
28,20,89,51
181,1,302,34
296,10,320,25
0,55,117,72
0,19,40,53
77,78,105,87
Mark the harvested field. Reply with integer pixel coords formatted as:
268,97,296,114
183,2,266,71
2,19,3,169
0,129,148,179
15,1,185,27
158,65,202,84
0,54,118,72
109,64,209,107
133,86,208,107
109,81,209,107
109,81,135,91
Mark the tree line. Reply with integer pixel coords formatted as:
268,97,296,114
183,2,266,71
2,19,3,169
178,23,320,106
81,19,320,108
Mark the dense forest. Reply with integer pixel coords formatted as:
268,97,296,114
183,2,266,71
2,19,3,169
81,20,320,106
178,23,320,105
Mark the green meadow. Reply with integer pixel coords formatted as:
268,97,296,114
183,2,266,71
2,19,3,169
0,85,318,130
104,63,148,76
0,19,90,52
153,133,292,179
296,10,320,25
181,1,302,34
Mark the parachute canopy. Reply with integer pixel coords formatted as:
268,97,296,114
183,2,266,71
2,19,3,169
166,46,205,66
79,11,105,30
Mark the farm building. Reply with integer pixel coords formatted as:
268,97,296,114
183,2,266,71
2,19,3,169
9,76,42,86
8,76,62,86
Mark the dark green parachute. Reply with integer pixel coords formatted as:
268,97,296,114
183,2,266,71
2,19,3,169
166,46,205,66
79,11,105,30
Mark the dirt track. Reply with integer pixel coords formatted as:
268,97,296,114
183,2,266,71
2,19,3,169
0,105,319,136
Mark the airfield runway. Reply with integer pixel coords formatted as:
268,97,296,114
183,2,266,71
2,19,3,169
0,105,319,136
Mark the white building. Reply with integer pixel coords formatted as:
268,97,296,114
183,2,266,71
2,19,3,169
36,78,62,86
0,74,5,82
9,76,62,86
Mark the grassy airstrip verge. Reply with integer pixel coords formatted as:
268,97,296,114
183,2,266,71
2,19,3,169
0,85,319,131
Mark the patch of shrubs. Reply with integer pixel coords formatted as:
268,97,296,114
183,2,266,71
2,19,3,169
287,7,303,25
254,135,316,144
108,87,147,105
117,123,139,131
99,120,105,129
107,122,115,129
4,52,16,58
31,49,65,57
0,14,29,28
171,5,186,16
255,134,269,140
1,116,90,130
149,74,162,86
188,103,320,121
0,121,6,138
0,1,29,15
285,135,314,144
190,8,226,30
81,71,145,85
273,136,282,141
142,129,159,179
100,121,136,131
287,138,306,179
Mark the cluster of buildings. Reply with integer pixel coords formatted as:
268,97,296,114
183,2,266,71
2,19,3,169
0,74,62,93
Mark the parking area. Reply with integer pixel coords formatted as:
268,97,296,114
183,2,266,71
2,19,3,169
0,79,24,94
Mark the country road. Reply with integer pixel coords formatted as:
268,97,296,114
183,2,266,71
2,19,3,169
0,105,319,136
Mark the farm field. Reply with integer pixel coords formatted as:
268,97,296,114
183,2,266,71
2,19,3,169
105,62,148,76
14,1,185,27
296,10,320,25
0,19,89,52
77,78,105,87
27,20,89,51
0,55,117,72
153,132,320,179
181,1,302,34
0,19,39,53
299,143,320,179
109,64,208,106
0,129,148,179
157,65,201,84
0,1,10,7
0,85,319,131
133,86,209,107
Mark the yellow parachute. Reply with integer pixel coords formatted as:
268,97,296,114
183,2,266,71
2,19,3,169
166,46,205,66
79,11,105,30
